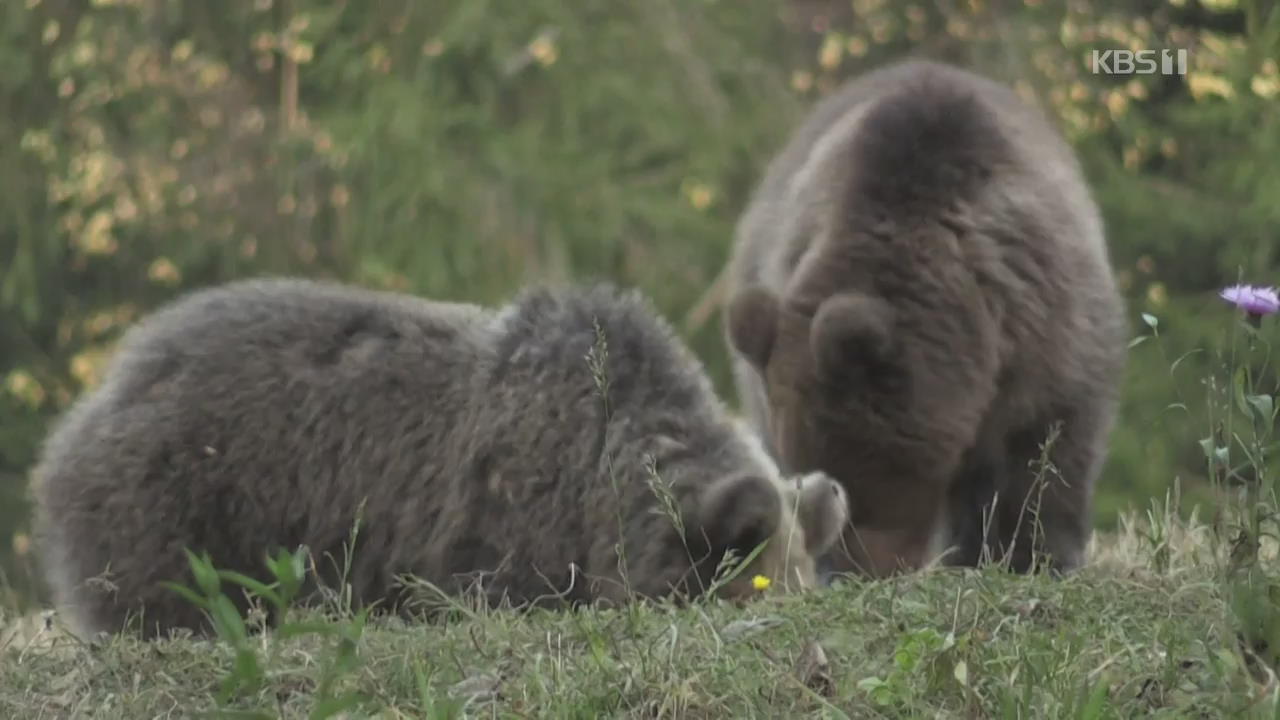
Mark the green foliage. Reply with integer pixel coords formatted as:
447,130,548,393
857,626,967,709
164,546,371,719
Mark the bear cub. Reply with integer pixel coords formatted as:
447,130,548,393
33,278,848,639
724,59,1128,578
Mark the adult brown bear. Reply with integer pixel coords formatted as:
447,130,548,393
723,60,1128,578
33,279,848,639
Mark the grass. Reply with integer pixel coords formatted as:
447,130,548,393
4,291,1280,718
1,506,1275,719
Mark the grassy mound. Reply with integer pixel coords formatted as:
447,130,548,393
2,505,1272,719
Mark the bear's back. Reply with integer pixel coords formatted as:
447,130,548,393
732,60,1108,293
33,278,496,636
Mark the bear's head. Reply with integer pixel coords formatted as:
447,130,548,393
725,285,952,577
688,468,848,599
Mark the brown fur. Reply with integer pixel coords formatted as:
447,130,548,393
33,278,848,639
723,60,1128,578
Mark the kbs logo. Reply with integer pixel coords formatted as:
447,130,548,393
1090,49,1188,75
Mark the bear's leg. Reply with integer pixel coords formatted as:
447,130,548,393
38,473,208,638
994,402,1110,574
47,535,219,639
931,415,1008,566
936,431,1008,568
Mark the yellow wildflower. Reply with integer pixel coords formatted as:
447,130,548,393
12,533,31,557
529,35,558,67
790,71,813,93
752,574,772,591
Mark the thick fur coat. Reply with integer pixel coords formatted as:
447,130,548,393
724,60,1128,577
34,279,847,638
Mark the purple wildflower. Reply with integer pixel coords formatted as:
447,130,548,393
1220,284,1280,317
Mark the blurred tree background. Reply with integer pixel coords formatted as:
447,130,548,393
2,0,1277,606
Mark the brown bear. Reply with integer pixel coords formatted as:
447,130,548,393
33,278,848,639
723,59,1128,578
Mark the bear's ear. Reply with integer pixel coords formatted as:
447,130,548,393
809,292,895,381
694,474,782,557
792,471,850,555
726,287,780,371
